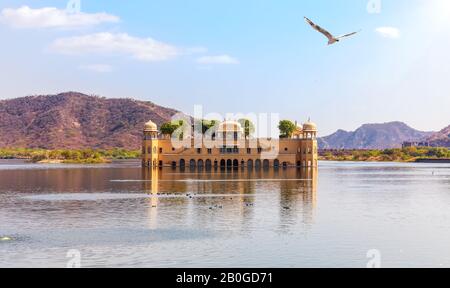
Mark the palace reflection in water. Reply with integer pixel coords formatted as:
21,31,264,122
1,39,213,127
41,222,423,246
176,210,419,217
4,160,450,267
141,167,318,231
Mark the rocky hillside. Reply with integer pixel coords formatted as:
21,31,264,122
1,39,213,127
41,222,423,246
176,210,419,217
427,125,450,147
0,92,179,149
319,122,433,149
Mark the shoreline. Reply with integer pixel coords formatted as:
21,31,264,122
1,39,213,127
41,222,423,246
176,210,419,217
2,157,449,165
0,148,141,165
415,158,450,164
2,148,450,165
0,158,115,164
319,147,450,163
319,158,450,163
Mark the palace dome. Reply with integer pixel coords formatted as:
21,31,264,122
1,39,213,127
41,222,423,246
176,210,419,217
292,124,303,136
303,121,317,132
144,120,158,132
217,120,243,133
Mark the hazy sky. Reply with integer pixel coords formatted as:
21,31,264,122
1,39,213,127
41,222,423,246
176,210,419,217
0,0,449,135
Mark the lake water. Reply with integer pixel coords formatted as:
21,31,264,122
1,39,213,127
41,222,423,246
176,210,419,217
1,160,450,268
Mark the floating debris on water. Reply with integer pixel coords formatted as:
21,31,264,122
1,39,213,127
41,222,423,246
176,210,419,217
23,193,254,202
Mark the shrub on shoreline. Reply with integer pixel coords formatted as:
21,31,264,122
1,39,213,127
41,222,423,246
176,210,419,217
319,147,450,162
0,148,141,164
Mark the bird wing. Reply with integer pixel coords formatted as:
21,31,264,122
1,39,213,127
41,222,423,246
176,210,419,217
304,17,334,40
336,31,359,39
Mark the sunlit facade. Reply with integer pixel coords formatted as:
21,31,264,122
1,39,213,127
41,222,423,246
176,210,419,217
142,120,318,168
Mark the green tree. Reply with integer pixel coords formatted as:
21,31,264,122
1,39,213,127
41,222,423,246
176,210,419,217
160,121,184,136
238,119,256,139
194,119,219,134
204,120,219,134
278,120,296,138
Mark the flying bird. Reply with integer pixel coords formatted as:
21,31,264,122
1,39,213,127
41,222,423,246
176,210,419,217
304,17,359,45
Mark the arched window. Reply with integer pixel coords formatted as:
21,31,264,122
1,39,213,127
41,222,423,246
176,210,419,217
247,159,254,168
263,159,270,169
274,159,280,168
180,159,186,168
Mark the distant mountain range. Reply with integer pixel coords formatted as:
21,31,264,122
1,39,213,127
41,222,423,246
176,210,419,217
0,92,179,150
318,122,435,149
0,92,448,150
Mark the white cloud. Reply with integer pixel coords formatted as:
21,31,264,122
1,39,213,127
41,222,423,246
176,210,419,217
375,27,400,39
0,6,119,29
78,64,113,73
196,55,239,65
51,33,179,62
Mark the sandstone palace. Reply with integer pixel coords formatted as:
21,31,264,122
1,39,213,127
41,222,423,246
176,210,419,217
142,119,318,169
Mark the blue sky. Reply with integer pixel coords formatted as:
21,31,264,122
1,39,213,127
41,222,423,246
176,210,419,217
0,0,449,135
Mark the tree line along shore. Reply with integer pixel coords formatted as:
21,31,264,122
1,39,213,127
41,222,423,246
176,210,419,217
319,147,450,162
0,148,140,164
1,146,450,164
